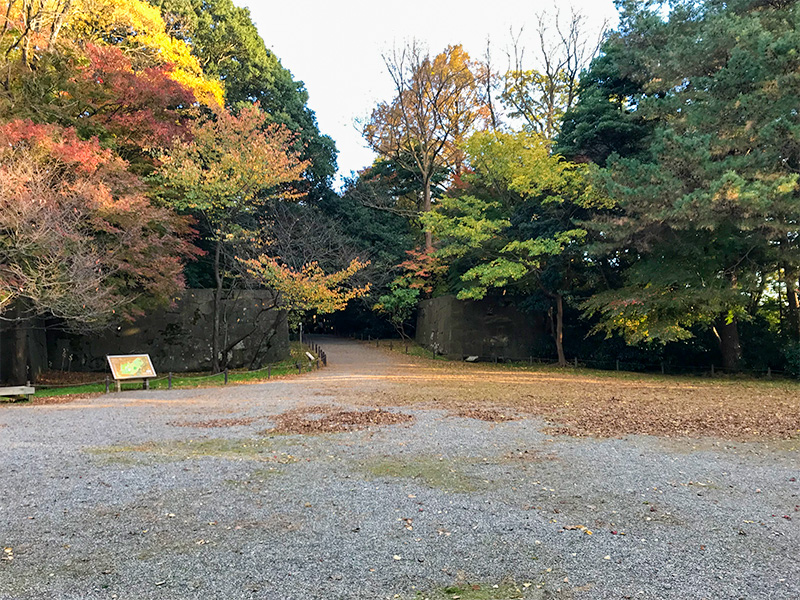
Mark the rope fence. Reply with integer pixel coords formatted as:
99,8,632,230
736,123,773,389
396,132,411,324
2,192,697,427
28,341,328,396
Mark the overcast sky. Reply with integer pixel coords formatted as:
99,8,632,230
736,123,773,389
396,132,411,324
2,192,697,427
240,0,619,186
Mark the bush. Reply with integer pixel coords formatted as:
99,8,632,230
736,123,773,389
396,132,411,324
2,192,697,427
784,342,800,378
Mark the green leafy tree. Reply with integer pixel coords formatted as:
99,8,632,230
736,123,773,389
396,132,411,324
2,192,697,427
555,44,653,165
374,284,420,341
425,130,601,365
155,104,308,372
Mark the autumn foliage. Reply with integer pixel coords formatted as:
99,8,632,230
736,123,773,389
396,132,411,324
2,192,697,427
0,120,198,323
79,44,197,151
0,0,357,382
157,104,310,214
241,256,370,316
0,0,223,106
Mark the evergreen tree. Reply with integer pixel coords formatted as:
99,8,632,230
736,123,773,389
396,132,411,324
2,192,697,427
580,0,800,370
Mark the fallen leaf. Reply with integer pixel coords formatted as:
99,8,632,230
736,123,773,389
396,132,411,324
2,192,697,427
564,524,593,535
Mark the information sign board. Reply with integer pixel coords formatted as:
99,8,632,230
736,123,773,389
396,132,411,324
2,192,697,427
107,354,157,380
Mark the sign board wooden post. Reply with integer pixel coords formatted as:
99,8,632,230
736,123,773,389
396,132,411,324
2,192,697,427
106,354,157,392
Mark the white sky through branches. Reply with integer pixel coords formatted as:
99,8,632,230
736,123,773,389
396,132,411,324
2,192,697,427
240,0,618,187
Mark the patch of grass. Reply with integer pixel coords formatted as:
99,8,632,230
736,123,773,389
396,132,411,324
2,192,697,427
25,343,320,400
87,438,298,465
372,338,451,361
360,455,482,493
412,581,530,600
376,337,800,388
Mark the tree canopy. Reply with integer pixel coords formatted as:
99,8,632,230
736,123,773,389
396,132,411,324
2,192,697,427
4,0,800,379
350,0,800,374
572,0,800,370
0,0,350,382
149,0,337,189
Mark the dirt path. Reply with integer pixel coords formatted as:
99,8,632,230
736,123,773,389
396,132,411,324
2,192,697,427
1,337,798,599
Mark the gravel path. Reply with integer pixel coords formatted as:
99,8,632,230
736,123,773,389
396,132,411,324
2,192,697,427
1,337,798,600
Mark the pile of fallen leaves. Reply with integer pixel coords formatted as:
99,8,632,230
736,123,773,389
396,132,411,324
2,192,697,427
454,408,516,423
168,417,258,428
543,393,800,439
29,393,101,405
265,404,414,435
35,370,103,385
341,358,800,440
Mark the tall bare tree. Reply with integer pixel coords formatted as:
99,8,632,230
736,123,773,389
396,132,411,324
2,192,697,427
502,8,607,139
363,42,488,251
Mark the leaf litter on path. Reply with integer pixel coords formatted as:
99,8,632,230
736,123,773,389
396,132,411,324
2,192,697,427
263,404,414,435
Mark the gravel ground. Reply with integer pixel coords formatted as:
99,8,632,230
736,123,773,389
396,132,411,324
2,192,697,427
1,337,798,600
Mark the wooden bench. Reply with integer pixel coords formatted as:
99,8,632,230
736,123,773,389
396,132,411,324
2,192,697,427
0,385,35,401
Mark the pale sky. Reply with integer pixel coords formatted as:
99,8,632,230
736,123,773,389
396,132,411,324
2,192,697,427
240,0,619,186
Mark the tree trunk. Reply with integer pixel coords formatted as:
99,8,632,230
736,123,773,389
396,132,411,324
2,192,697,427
716,316,742,372
423,178,433,252
10,300,29,385
212,241,223,373
554,293,567,367
785,267,800,341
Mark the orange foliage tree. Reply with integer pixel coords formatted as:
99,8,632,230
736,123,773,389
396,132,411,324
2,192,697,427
156,104,313,371
0,119,198,383
240,256,370,323
364,43,489,251
0,0,223,106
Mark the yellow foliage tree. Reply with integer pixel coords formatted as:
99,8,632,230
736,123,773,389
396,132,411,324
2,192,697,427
241,256,371,318
0,0,223,106
69,0,224,106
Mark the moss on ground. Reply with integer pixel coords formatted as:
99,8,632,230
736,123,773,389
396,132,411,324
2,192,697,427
87,438,297,464
359,455,483,493
411,581,540,599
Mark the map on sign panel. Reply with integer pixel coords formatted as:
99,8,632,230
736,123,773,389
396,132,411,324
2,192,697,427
107,354,157,380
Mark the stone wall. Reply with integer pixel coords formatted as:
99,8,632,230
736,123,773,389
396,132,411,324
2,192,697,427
47,289,289,374
415,295,546,359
